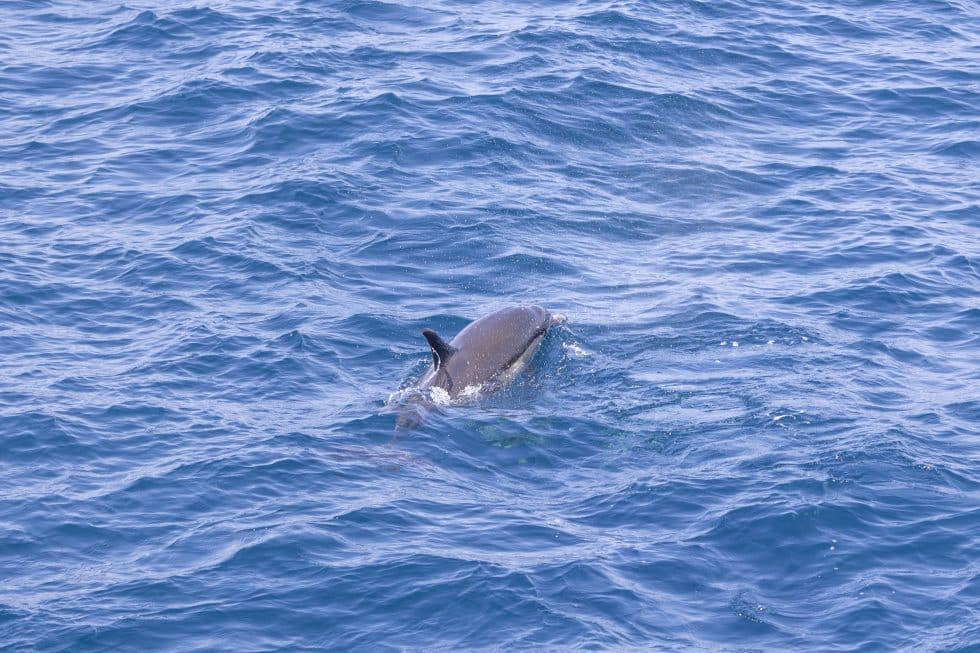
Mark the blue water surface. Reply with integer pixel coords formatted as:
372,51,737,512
2,1,979,650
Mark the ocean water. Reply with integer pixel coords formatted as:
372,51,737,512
1,0,979,650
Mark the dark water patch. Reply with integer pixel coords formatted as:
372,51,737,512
74,10,193,52
933,139,980,159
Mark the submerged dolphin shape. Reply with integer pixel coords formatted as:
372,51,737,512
396,305,563,428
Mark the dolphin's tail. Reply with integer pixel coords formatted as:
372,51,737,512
395,398,431,430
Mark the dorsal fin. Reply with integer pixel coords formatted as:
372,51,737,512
422,328,457,369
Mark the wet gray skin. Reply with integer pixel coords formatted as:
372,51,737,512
396,305,559,428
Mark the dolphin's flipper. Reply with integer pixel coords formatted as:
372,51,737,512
422,328,458,369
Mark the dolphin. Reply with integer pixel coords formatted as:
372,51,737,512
396,305,563,428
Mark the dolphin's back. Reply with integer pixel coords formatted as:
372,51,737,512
453,305,550,355
396,305,557,428
431,305,552,394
